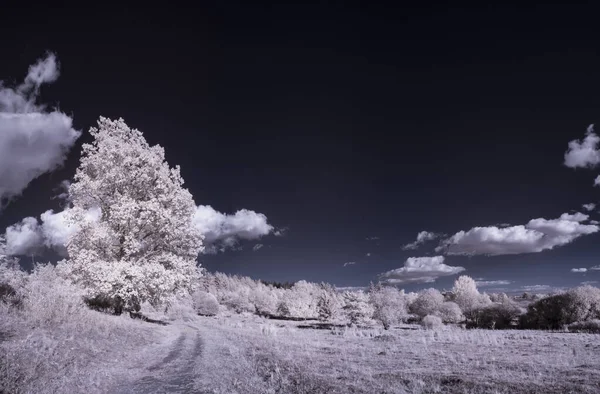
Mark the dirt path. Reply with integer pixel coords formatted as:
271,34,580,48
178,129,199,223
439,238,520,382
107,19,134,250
116,324,206,394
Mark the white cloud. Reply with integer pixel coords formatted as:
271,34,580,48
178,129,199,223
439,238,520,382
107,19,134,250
591,220,599,225
438,212,598,256
0,53,80,206
590,265,600,270
366,236,380,241
5,217,43,255
5,204,273,256
343,261,356,267
402,231,441,250
582,203,596,212
475,280,512,287
564,124,600,168
4,207,101,256
520,285,552,292
582,281,598,285
571,268,588,273
193,205,273,254
379,256,464,285
366,252,371,257
252,243,264,252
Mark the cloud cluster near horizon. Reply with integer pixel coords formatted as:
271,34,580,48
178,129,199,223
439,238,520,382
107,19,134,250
379,256,464,285
436,212,598,256
4,204,274,256
0,53,80,207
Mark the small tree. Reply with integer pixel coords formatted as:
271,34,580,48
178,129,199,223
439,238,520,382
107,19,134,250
342,291,374,326
316,289,341,322
409,288,444,318
437,301,464,324
59,118,204,312
369,285,408,329
192,290,219,316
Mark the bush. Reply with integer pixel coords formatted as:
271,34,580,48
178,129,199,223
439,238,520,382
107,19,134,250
437,302,464,324
369,285,408,329
342,291,374,326
192,290,219,316
84,294,126,315
521,286,600,330
421,315,443,330
568,319,600,333
409,288,444,318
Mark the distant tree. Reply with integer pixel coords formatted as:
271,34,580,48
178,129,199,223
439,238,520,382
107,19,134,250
521,285,600,329
192,290,219,316
421,314,443,330
316,289,341,322
437,301,464,324
58,118,204,313
369,285,408,329
409,288,444,318
342,291,374,326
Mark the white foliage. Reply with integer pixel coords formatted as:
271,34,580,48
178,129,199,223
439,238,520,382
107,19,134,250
316,287,342,322
452,275,490,312
60,117,204,310
192,290,219,316
409,288,444,318
369,285,408,329
421,314,443,330
437,301,464,324
342,290,374,326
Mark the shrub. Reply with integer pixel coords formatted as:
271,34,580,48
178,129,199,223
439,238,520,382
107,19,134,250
409,288,444,318
369,285,408,329
342,291,374,326
521,286,600,330
316,290,341,322
192,290,219,316
421,314,443,330
437,302,464,324
568,319,600,333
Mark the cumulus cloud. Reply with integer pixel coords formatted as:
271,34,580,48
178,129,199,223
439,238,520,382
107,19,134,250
438,212,598,256
582,281,599,285
402,231,442,250
475,280,512,287
0,53,80,206
379,256,465,285
590,265,600,270
564,124,600,168
4,207,101,256
571,268,588,273
582,203,596,212
5,217,44,255
5,204,273,256
193,205,274,254
343,261,356,267
366,236,379,241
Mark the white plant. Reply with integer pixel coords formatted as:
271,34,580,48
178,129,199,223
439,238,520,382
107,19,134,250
316,288,342,322
421,314,443,330
437,301,464,324
192,290,219,316
342,290,374,326
369,285,408,329
409,288,444,318
58,117,204,311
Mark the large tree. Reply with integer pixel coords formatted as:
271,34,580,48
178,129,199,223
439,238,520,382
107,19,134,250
59,117,203,311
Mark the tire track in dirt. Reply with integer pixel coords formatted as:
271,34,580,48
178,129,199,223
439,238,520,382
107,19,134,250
117,327,206,393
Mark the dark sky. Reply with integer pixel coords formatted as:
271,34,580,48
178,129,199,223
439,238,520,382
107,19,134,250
2,2,600,292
